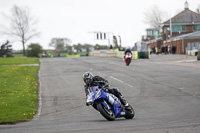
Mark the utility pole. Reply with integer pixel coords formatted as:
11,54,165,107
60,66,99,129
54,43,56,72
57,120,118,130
170,18,172,37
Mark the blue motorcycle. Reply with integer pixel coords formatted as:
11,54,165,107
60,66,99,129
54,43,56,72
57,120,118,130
86,86,135,121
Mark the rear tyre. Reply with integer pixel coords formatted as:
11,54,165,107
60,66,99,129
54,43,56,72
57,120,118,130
124,104,135,119
97,103,115,121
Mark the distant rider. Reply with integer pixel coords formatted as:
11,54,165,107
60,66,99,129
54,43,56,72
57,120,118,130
83,72,129,108
124,47,132,59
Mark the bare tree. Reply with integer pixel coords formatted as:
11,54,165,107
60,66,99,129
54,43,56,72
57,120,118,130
197,4,200,13
144,5,168,29
1,5,40,56
49,38,71,52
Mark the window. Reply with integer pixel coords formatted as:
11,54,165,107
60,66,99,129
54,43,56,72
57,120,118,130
172,25,181,32
193,25,200,31
164,27,167,34
154,31,159,38
182,25,186,32
172,25,186,32
193,25,197,31
154,31,159,36
147,30,153,36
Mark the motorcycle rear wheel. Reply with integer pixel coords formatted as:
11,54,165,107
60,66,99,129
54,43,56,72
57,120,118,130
97,103,115,121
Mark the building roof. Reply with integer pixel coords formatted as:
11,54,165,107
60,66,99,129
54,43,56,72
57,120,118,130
164,31,200,43
145,37,162,44
163,9,200,24
146,28,159,31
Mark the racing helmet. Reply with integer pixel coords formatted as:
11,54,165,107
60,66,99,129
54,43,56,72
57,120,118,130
83,72,93,85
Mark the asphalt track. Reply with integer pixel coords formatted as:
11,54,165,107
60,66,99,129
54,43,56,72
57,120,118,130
1,55,200,133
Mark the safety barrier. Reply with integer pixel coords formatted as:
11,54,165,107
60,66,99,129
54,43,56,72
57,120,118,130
187,50,199,56
66,55,80,57
89,50,150,59
116,51,138,59
93,50,116,57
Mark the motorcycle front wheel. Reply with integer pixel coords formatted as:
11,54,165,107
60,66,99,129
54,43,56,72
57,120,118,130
126,59,131,66
97,103,115,121
124,104,135,119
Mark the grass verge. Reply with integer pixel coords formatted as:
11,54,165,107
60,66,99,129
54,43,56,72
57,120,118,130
0,57,39,65
0,58,39,124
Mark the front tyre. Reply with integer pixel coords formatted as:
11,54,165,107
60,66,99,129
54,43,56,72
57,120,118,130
97,103,115,121
124,104,135,119
126,59,130,66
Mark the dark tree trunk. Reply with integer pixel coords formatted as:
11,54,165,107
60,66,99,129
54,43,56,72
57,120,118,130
22,41,26,56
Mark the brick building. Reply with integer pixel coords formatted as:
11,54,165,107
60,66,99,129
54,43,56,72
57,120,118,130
143,1,200,54
163,31,200,54
162,1,200,41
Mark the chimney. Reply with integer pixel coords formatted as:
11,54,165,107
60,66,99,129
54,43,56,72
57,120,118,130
184,1,189,10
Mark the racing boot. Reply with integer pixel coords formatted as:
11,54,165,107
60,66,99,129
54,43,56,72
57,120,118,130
119,95,130,109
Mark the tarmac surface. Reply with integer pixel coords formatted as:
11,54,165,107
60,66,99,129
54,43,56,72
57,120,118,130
1,54,200,133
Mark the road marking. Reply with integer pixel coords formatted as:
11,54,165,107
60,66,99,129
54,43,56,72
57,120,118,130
127,84,133,88
95,72,133,88
109,76,134,88
177,59,196,63
97,72,106,76
109,62,120,66
110,76,124,83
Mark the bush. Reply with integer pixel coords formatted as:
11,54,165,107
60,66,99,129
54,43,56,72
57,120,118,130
27,43,43,57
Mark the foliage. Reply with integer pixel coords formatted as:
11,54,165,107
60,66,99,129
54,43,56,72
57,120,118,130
0,41,13,57
49,38,71,52
1,5,40,56
66,45,72,53
94,44,108,50
27,43,43,57
72,43,93,52
197,4,200,13
0,58,39,123
144,5,169,29
12,54,24,57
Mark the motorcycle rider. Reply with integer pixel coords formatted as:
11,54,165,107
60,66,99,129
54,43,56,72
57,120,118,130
83,72,129,108
124,47,132,60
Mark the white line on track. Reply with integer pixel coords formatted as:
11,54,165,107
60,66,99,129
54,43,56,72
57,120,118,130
177,59,197,63
109,62,121,66
96,72,106,76
109,76,124,83
110,76,133,88
127,84,133,88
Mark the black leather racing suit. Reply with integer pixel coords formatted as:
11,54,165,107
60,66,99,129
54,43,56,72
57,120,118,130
84,76,127,106
124,49,132,59
124,49,132,55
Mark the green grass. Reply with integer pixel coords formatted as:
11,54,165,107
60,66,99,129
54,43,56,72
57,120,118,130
12,54,24,57
0,58,39,124
0,57,40,65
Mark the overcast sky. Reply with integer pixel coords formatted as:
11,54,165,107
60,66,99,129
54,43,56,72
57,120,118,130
0,0,200,50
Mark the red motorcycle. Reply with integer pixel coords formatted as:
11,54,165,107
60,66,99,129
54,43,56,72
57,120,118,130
124,52,132,66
